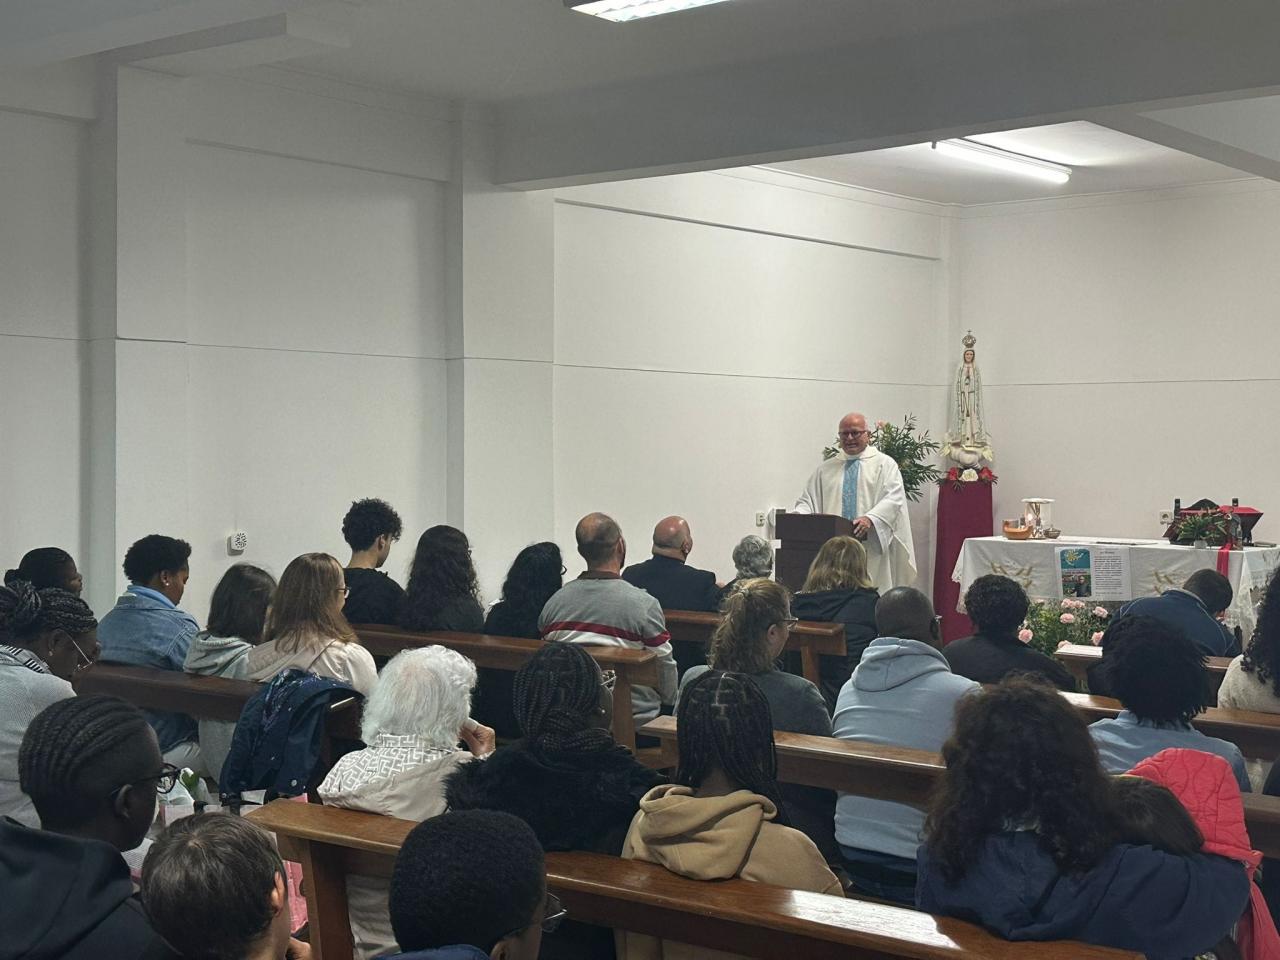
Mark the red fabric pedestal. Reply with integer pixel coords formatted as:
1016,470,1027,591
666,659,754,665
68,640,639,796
933,482,995,644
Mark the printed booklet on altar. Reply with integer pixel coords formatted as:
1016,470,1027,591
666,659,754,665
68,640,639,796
1058,545,1132,601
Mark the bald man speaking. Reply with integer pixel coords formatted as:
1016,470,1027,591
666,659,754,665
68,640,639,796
794,412,917,590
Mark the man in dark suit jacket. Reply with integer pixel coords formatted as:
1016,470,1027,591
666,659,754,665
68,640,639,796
622,515,721,677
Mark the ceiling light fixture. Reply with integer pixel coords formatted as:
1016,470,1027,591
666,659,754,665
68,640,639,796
565,0,734,22
932,138,1072,184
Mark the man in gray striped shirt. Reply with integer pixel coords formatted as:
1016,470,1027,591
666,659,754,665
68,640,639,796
539,513,678,725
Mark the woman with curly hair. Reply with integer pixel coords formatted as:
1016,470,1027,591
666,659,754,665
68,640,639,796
1089,613,1249,791
399,525,484,633
474,542,564,737
918,675,1249,957
944,573,1076,690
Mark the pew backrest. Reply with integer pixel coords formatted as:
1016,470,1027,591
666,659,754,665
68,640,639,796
352,626,659,751
663,609,845,685
74,662,363,762
1054,643,1231,700
638,715,1280,858
246,799,1139,960
1059,690,1280,761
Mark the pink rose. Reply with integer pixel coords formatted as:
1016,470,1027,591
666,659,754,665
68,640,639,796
1091,631,1104,645
1093,606,1109,618
1070,599,1088,610
876,420,888,428
1018,628,1034,643
1060,599,1072,609
1059,613,1076,624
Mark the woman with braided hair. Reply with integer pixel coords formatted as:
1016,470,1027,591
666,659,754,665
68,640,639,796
0,579,98,826
618,671,841,960
679,579,837,859
447,643,663,854
2,695,177,959
447,643,663,960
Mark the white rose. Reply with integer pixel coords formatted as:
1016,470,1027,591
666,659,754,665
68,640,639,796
960,468,979,482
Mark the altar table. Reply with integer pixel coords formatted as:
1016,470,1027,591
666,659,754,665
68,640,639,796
952,536,1280,641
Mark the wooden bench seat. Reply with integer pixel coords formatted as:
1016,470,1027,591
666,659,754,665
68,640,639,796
638,716,1280,858
1055,643,1232,701
1060,690,1280,761
73,663,363,783
246,799,1138,960
352,626,659,752
664,608,845,685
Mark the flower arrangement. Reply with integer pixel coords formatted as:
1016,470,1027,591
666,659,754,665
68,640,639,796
942,465,998,490
1019,599,1112,659
1168,510,1232,547
823,414,942,502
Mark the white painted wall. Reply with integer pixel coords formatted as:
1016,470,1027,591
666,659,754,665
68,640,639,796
0,107,89,580
1,65,453,623
552,171,948,590
171,75,451,621
956,181,1280,544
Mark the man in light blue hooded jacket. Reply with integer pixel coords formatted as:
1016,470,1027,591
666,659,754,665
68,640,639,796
832,586,979,905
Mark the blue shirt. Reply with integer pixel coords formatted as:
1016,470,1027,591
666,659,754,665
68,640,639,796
1089,709,1250,792
98,585,200,751
1118,589,1239,658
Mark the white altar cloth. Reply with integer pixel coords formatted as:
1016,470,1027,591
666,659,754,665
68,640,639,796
952,535,1280,641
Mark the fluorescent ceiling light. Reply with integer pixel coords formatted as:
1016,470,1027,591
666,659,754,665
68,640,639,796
932,138,1072,184
565,0,734,22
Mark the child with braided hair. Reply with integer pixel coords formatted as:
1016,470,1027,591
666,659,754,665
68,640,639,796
618,671,842,960
2,695,178,959
447,643,663,854
447,643,664,960
0,579,98,825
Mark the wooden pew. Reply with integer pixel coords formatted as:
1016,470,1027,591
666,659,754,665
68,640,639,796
247,799,1138,960
73,663,363,780
639,715,1280,858
664,608,846,685
1059,691,1280,761
352,626,659,753
1055,642,1231,701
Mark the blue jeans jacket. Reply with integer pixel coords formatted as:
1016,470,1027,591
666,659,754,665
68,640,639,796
97,587,200,751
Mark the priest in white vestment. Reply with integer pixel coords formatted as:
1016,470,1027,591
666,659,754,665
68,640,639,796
793,412,917,590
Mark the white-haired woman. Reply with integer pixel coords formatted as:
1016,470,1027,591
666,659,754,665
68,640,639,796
318,646,495,960
720,535,775,602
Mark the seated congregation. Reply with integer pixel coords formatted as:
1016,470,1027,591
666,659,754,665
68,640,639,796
5,499,1280,959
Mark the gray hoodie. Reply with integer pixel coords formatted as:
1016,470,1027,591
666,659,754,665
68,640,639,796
184,633,252,783
832,637,979,860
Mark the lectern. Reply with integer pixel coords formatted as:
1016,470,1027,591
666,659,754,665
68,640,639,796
774,512,854,592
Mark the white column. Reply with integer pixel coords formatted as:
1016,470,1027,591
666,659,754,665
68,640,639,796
86,65,190,615
446,105,556,599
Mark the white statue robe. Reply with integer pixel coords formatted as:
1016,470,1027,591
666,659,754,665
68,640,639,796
793,446,918,590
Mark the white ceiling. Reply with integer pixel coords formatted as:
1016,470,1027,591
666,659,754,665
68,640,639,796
762,122,1253,206
286,0,1082,103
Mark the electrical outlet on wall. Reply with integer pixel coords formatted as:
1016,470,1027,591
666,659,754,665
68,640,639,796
755,511,766,527
1158,510,1174,527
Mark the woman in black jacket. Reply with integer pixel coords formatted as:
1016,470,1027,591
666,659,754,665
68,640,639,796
791,535,879,710
473,541,564,738
446,643,663,959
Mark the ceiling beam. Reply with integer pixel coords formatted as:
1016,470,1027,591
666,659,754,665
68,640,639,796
111,12,348,75
0,0,313,70
496,0,1280,188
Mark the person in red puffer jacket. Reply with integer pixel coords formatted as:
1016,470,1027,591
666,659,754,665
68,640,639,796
1125,748,1280,960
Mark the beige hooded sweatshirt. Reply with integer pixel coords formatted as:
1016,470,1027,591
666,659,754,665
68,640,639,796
617,783,843,960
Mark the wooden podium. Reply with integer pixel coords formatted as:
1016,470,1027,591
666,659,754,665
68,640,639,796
774,512,854,592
